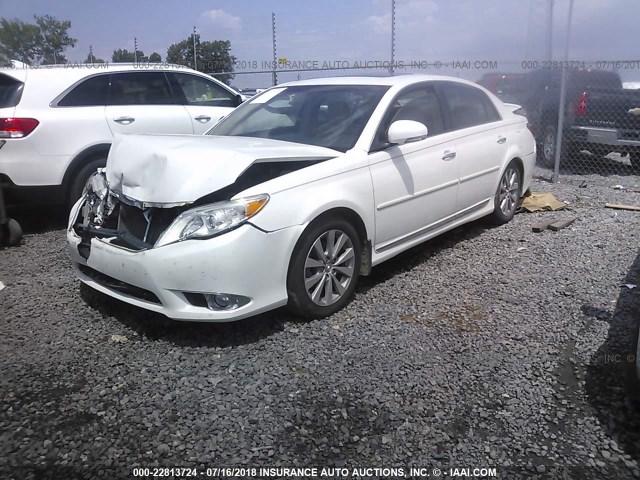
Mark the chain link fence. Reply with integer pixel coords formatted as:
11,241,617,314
208,59,640,179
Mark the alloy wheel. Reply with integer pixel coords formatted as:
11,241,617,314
499,167,520,216
543,131,555,162
303,229,355,306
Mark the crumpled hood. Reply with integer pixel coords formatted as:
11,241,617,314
106,134,339,205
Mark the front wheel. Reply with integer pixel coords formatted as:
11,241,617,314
490,161,522,225
287,218,361,319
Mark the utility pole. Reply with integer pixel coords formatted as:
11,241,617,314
552,0,575,183
89,45,93,63
134,37,138,63
546,0,554,61
390,0,396,75
272,12,278,86
193,26,198,71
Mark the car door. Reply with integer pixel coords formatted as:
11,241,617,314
439,82,507,211
368,84,459,250
169,72,239,134
105,71,193,136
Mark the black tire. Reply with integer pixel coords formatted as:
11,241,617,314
537,124,557,168
67,158,107,208
489,161,522,225
1,218,23,247
287,217,361,319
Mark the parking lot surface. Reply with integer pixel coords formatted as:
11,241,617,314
1,167,640,479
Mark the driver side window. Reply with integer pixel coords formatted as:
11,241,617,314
391,88,445,136
371,85,446,151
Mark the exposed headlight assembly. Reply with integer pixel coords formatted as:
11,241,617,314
80,169,116,226
155,194,269,247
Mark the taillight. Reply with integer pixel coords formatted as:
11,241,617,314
0,118,40,138
526,122,536,136
574,92,588,117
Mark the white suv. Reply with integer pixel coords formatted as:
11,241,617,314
0,63,242,206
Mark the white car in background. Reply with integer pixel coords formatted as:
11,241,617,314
68,75,535,321
0,63,242,206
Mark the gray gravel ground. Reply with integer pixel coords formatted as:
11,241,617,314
1,167,640,480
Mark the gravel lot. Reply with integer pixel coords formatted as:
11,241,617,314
1,167,640,479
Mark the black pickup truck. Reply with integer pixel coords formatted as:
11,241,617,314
507,70,640,169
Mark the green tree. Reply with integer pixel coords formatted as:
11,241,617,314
166,34,235,84
0,18,40,65
34,15,76,64
112,48,147,62
148,52,161,62
84,52,105,64
0,16,75,66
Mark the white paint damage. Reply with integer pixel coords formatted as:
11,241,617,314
106,134,339,205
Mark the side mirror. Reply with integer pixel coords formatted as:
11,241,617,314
387,120,428,145
235,94,245,106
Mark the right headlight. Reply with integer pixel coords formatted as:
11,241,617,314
155,194,269,247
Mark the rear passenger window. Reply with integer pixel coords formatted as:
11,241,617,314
442,83,501,130
0,74,24,108
108,72,175,105
57,74,110,106
170,73,236,107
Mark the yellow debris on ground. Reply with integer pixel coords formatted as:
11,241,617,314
519,192,566,212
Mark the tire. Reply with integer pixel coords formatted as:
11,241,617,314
287,217,361,319
67,158,107,208
490,161,522,225
1,218,23,247
537,124,557,168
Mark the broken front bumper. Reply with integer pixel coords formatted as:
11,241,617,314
67,199,303,322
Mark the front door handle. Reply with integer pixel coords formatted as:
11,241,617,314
442,150,457,161
194,115,212,123
113,116,135,125
497,136,507,144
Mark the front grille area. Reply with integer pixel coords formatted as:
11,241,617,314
78,264,161,304
116,204,185,250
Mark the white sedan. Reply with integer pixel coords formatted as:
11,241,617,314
67,75,536,321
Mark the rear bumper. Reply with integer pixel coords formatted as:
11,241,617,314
569,126,640,148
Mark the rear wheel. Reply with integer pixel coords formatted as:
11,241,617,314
538,125,557,168
68,157,107,208
287,217,361,319
490,161,522,225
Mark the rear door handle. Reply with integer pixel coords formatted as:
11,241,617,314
497,136,507,144
442,150,457,161
113,116,135,125
194,115,212,123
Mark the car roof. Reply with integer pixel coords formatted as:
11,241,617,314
276,74,482,89
0,63,206,83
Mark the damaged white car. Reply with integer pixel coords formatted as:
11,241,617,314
67,76,536,322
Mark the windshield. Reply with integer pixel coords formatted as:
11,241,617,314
208,84,389,152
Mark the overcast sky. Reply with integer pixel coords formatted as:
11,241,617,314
2,0,639,86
